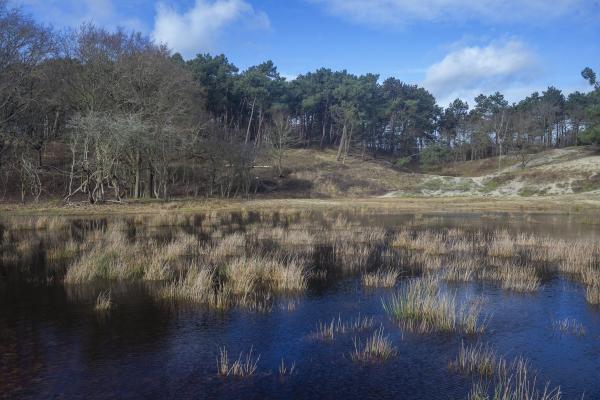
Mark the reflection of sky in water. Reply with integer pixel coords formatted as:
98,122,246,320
1,213,600,399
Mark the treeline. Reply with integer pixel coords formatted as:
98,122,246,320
1,1,599,202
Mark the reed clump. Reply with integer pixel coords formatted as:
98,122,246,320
217,347,260,378
450,342,497,377
585,285,600,305
551,318,586,336
467,357,561,400
362,268,399,288
311,315,376,341
94,290,112,313
351,328,396,363
46,240,79,265
383,277,485,334
278,359,296,376
159,265,215,303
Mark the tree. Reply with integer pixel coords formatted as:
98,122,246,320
582,67,598,89
266,111,296,176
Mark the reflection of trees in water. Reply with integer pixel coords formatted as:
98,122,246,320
0,317,49,398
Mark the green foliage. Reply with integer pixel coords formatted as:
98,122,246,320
395,156,411,168
419,144,452,169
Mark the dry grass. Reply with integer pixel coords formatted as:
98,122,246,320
311,315,376,341
46,240,79,265
499,265,541,293
362,268,400,288
159,265,215,303
278,359,296,376
94,290,112,313
383,277,485,334
351,328,397,363
441,258,480,282
5,205,600,315
585,285,600,305
551,318,586,336
217,347,260,378
222,255,308,296
449,340,563,400
467,357,562,400
450,342,497,377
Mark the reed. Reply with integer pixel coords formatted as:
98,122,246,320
450,342,497,377
441,258,479,282
383,277,485,334
488,232,515,258
162,233,199,261
210,232,246,261
217,346,260,378
468,357,562,400
46,240,79,265
551,318,586,336
332,242,371,272
278,359,296,376
94,290,112,312
362,268,399,288
159,266,215,303
351,328,396,363
311,315,376,341
585,285,600,305
500,266,541,293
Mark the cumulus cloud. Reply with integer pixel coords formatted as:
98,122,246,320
422,40,538,104
309,0,589,26
152,0,270,57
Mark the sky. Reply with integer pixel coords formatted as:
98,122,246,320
10,0,600,106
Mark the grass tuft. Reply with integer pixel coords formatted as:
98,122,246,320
94,290,112,313
382,277,485,334
362,268,400,288
217,347,260,378
351,327,397,363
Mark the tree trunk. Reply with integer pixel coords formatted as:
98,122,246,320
134,150,141,198
336,123,347,161
245,97,256,145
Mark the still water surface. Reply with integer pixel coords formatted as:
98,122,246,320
2,213,600,399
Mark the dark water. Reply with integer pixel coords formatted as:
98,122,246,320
2,213,600,399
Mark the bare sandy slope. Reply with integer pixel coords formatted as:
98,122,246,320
383,147,600,198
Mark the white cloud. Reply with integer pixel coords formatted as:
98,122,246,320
422,40,539,104
309,0,588,26
152,0,270,57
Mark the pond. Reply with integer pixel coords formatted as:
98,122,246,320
1,211,599,399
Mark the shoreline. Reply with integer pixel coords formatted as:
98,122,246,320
1,193,600,217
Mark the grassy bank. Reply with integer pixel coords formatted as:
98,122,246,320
2,192,600,218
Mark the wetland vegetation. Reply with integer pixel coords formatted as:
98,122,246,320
2,209,600,399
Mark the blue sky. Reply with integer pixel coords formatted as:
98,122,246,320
11,0,600,106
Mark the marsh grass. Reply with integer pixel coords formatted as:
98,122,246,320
362,268,400,288
351,327,396,363
46,240,79,265
551,318,586,336
585,285,600,305
383,277,485,334
441,258,480,282
278,359,296,376
450,342,497,377
499,266,541,293
449,340,562,400
467,357,561,400
311,315,376,341
159,265,215,303
7,211,600,314
94,290,112,313
217,347,260,378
